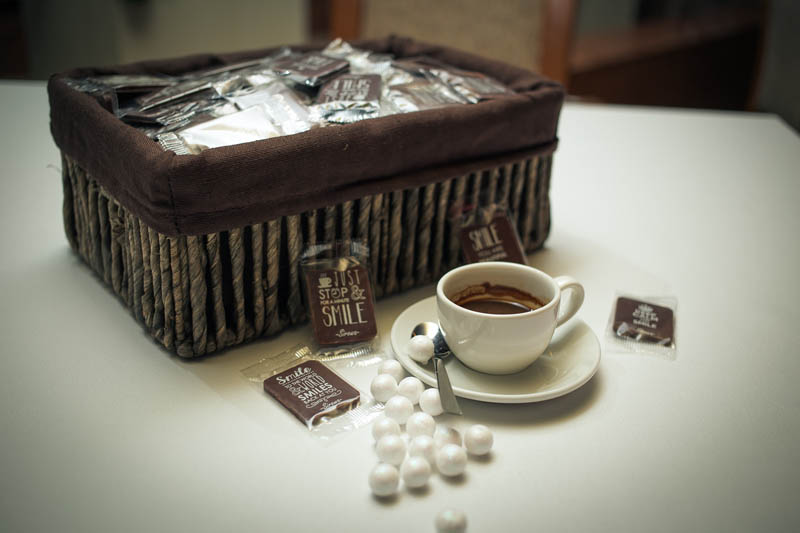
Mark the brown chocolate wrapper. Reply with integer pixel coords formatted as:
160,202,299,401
313,74,382,124
317,74,381,104
304,264,377,346
457,204,527,265
136,78,215,111
263,359,360,428
460,214,527,264
613,297,675,346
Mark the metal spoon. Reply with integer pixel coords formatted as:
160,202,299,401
411,322,463,415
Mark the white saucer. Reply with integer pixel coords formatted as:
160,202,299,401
389,296,601,403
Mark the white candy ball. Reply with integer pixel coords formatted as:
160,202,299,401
370,374,398,403
408,435,437,465
406,412,436,439
435,508,468,533
376,434,407,466
377,359,405,383
419,388,444,416
464,424,494,455
436,444,467,477
397,376,425,404
371,416,401,441
384,395,414,424
400,456,431,489
433,426,462,449
368,463,399,497
408,335,435,364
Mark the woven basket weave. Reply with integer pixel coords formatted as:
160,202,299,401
61,152,552,357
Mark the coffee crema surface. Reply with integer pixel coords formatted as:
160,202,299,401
449,283,546,315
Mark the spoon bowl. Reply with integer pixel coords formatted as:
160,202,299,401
411,321,462,415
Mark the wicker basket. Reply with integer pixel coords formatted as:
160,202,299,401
50,37,561,357
61,153,552,357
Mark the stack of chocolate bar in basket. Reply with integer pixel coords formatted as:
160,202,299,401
64,39,513,155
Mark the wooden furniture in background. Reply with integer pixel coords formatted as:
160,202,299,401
0,0,27,77
541,0,577,85
310,0,361,42
316,0,766,112
562,5,767,110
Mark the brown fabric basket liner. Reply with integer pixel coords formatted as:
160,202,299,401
48,35,563,237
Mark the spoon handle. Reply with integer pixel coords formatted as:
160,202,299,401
434,356,462,415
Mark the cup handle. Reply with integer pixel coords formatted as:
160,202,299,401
554,276,584,327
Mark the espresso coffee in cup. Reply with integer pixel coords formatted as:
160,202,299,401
450,282,546,315
436,262,584,374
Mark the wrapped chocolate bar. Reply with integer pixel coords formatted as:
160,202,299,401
135,78,215,112
61,77,115,110
121,100,200,127
88,74,175,95
383,81,457,113
271,52,349,87
64,74,177,115
160,104,283,154
241,344,382,441
323,39,395,77
427,67,511,103
310,74,381,124
142,99,239,141
239,68,282,89
383,64,467,114
156,132,192,155
606,294,678,359
456,203,527,264
133,68,257,113
227,81,314,135
395,58,511,104
300,241,379,357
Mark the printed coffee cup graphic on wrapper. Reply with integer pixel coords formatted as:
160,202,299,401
305,266,377,345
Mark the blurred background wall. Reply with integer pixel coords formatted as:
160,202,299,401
6,0,306,75
1,0,798,130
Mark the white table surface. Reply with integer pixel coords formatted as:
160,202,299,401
1,80,799,533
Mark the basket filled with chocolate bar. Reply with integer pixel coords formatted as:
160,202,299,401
47,36,564,357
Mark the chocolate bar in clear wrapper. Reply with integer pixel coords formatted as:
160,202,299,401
88,74,175,94
311,74,382,124
136,78,215,111
133,72,251,113
271,52,349,87
394,58,511,103
613,297,675,346
131,99,239,140
384,79,465,113
301,241,378,348
428,68,511,103
165,105,283,154
227,82,314,135
318,74,381,104
262,359,361,428
121,100,201,126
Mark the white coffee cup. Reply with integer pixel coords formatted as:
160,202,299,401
436,262,584,375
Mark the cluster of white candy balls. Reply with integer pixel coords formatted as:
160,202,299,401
368,358,494,532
